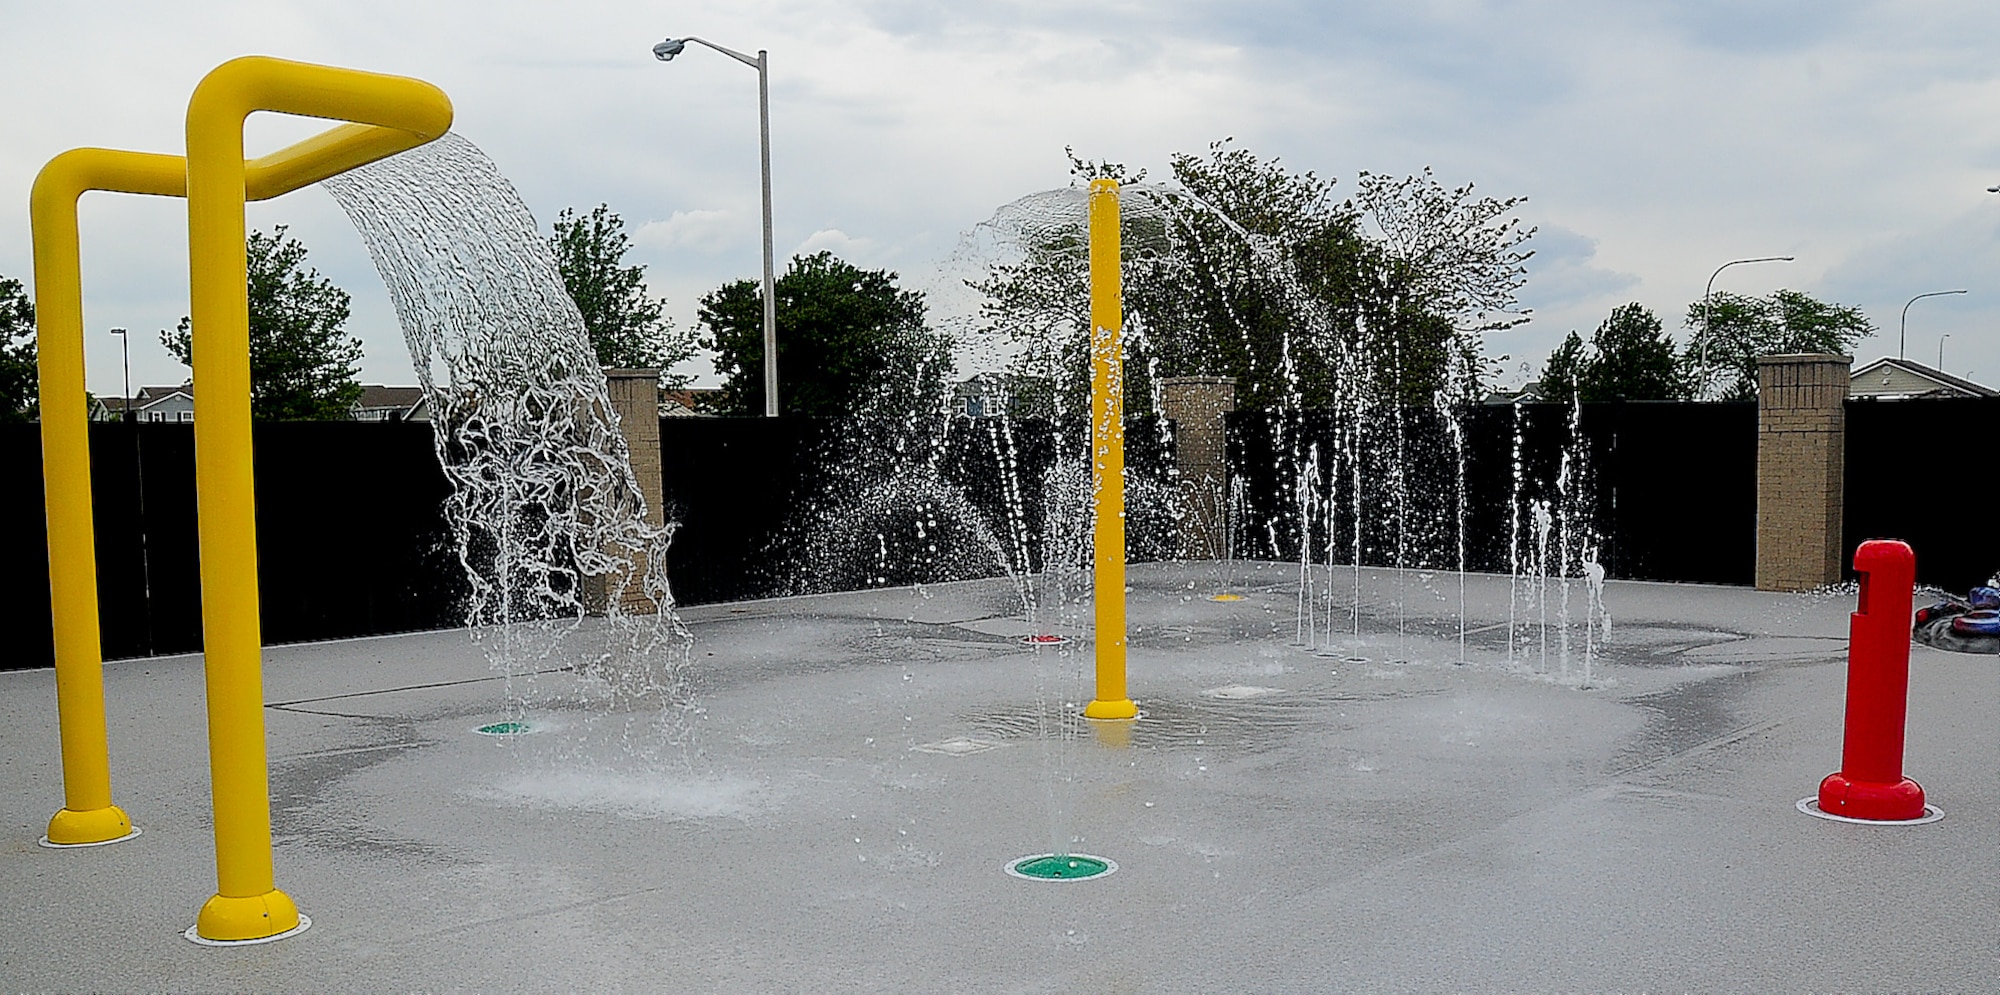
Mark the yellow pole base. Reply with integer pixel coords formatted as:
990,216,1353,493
1083,698,1138,720
195,888,302,943
42,805,135,846
1085,714,1135,748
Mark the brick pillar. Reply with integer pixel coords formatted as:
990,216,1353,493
1159,376,1236,559
1756,354,1849,592
589,368,665,614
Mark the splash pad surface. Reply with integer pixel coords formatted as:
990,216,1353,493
2,561,1992,992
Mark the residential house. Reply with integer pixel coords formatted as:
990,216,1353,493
353,385,430,422
1848,357,1998,400
658,387,720,417
124,384,195,423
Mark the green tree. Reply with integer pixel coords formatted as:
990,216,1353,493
698,250,953,420
161,226,363,420
1538,304,1691,403
1580,303,1683,401
976,142,1529,413
549,204,697,384
1538,330,1587,402
1683,289,1873,400
0,275,35,422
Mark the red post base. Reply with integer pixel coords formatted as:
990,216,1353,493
1817,771,1925,822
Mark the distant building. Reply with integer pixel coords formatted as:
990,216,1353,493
353,385,430,422
659,388,721,417
125,384,195,423
954,374,1005,418
1849,357,1998,400
109,383,434,422
1482,381,1547,405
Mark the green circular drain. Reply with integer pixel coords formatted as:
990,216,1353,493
475,721,534,736
1006,853,1117,882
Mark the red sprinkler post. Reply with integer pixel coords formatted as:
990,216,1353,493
1816,539,1926,821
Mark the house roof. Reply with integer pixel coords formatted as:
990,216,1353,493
355,385,427,409
1850,357,1998,398
658,388,720,417
133,384,192,402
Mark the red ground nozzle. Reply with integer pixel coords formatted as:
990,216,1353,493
1816,539,1926,821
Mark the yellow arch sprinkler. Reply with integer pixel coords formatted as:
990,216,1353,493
33,56,450,944
33,150,187,852
1083,179,1138,722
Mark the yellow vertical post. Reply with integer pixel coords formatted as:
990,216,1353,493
184,60,296,944
180,56,450,943
1083,179,1137,721
29,149,183,846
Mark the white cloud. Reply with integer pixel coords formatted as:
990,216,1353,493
636,209,741,253
8,0,2000,392
790,227,878,262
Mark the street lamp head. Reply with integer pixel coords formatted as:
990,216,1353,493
1988,184,2000,194
652,38,686,61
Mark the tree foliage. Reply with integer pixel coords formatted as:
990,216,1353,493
976,141,1531,414
1349,166,1534,336
698,250,953,421
1538,330,1587,402
1537,303,1685,402
160,226,363,420
549,204,697,384
1683,289,1873,400
0,275,35,422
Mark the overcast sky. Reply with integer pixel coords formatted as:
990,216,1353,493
6,0,2000,396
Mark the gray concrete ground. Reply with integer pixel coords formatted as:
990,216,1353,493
2,560,1994,993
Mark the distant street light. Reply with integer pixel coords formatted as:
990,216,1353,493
654,34,779,418
1699,255,1794,398
109,327,131,420
1939,333,1951,370
1899,289,1967,360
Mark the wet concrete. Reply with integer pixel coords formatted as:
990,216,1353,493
1,560,1993,993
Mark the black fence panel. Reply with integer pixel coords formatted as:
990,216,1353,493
0,424,56,670
1226,401,1757,586
0,421,461,672
657,416,839,605
251,422,464,644
1846,397,2000,592
1598,402,1758,585
657,414,1176,606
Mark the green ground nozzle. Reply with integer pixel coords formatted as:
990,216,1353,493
1007,853,1116,881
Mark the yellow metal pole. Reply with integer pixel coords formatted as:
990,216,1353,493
32,149,187,846
30,127,395,849
1083,179,1136,721
183,55,450,943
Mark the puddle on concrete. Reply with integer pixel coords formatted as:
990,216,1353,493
911,736,1005,756
473,770,766,820
960,685,1438,752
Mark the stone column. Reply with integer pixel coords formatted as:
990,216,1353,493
1755,354,1850,592
1159,376,1236,559
589,368,665,614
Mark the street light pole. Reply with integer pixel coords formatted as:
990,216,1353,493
1699,255,1794,399
1899,289,1967,361
109,326,154,656
110,327,131,420
654,35,779,418
1939,333,1950,370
